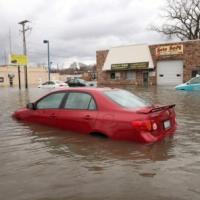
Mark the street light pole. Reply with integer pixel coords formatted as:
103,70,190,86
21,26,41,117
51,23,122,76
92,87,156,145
43,40,50,81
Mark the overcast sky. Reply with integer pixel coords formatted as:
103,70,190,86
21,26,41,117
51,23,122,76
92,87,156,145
0,0,168,67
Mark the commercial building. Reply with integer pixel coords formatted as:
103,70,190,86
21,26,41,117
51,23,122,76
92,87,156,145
0,65,93,87
0,65,59,87
96,40,200,87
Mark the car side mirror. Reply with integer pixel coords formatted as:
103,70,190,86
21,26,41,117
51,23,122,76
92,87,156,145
186,82,190,85
26,103,36,110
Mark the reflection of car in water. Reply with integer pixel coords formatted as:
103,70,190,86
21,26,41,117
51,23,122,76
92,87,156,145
38,81,68,89
175,75,200,91
22,123,176,162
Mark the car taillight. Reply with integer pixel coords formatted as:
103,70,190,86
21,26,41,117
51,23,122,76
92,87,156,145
132,120,157,131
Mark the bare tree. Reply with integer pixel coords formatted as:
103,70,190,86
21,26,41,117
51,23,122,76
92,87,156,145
151,0,200,40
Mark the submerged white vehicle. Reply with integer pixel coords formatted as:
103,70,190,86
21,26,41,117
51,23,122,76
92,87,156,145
175,75,200,91
38,81,68,89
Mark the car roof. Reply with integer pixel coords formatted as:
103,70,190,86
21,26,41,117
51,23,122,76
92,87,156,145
52,87,120,93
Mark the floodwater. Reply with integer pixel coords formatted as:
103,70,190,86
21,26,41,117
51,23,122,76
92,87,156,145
0,86,200,200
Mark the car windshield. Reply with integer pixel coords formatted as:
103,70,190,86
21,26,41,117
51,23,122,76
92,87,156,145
104,89,151,109
42,81,54,85
55,81,62,84
189,76,200,84
78,79,86,84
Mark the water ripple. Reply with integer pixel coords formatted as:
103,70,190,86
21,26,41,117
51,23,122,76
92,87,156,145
0,86,200,200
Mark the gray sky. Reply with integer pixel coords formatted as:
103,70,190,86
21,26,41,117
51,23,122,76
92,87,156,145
0,0,167,67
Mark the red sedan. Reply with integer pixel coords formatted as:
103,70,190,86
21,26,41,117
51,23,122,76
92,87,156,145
13,88,177,143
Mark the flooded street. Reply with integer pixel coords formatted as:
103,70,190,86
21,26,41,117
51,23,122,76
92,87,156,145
0,86,200,200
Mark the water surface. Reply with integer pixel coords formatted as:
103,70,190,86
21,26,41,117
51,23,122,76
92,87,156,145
0,86,200,200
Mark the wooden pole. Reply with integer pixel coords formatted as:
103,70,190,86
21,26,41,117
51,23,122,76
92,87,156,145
18,65,21,89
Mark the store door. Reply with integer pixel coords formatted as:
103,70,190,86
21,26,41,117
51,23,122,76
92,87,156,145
143,71,149,86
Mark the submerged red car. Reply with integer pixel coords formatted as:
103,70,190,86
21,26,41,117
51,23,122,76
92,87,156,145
13,88,176,143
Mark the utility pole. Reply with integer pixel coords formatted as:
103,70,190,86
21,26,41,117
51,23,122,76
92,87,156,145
18,20,31,89
43,40,51,81
4,50,7,64
9,28,12,55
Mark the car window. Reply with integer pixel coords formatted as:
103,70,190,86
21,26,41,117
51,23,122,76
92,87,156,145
42,82,48,85
37,92,66,109
79,79,85,84
88,98,96,110
49,81,55,85
68,79,74,84
64,92,96,110
189,77,200,84
104,90,150,109
74,79,79,84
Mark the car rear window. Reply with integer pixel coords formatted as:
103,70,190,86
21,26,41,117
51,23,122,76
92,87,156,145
104,90,150,109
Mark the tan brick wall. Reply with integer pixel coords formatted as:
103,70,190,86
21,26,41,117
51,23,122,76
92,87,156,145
96,50,109,87
0,66,60,87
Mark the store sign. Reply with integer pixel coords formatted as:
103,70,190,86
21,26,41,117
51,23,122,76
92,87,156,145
111,62,148,70
156,44,183,56
9,54,28,65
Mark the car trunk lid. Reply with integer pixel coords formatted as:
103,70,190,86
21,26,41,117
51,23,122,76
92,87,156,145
135,104,176,136
136,104,175,114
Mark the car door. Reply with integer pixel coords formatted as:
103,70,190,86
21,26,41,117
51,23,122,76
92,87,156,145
68,79,75,87
57,92,98,134
73,79,80,87
32,92,66,127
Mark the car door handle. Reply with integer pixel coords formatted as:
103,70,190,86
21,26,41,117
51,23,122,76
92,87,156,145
49,114,56,119
83,115,92,120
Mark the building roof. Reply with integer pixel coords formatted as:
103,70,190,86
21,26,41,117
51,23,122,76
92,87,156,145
102,44,154,71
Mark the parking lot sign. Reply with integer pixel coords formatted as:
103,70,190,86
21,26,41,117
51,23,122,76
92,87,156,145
10,54,28,65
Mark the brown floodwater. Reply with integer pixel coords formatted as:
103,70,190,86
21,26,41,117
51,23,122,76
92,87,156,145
0,86,200,200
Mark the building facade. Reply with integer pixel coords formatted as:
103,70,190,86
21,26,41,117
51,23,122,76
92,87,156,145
96,40,200,87
0,66,60,87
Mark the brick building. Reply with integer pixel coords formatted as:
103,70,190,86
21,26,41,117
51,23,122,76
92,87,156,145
96,40,200,87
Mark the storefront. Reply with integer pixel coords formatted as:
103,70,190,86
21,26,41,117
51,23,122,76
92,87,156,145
96,40,200,87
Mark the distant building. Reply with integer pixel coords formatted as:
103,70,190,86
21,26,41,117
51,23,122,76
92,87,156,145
96,40,200,87
0,65,59,87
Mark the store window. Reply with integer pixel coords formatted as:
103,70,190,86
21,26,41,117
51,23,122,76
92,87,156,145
192,70,200,77
115,72,121,80
110,72,121,80
126,71,136,80
0,77,4,83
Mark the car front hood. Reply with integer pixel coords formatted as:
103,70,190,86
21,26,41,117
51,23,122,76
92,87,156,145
175,83,187,89
12,108,28,119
